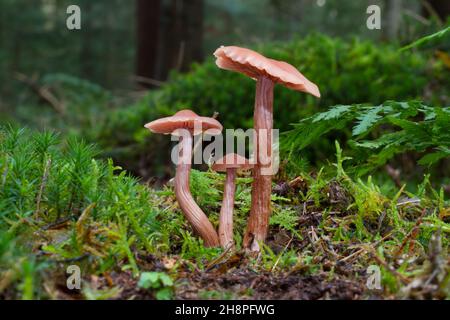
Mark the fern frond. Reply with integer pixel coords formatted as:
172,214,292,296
284,101,450,175
312,105,353,122
352,106,383,136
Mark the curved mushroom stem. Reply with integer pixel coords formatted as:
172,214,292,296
218,168,236,249
243,76,274,252
175,133,220,247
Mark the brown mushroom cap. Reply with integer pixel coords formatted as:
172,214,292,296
214,46,320,98
144,109,223,135
212,153,254,172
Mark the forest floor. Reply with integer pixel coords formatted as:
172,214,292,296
0,128,448,300
4,172,447,300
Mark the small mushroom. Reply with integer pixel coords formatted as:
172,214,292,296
214,46,320,251
212,153,253,249
145,110,222,247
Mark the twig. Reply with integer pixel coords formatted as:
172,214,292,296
343,233,393,263
403,9,431,26
420,0,444,25
176,41,186,71
397,199,421,206
132,75,165,87
271,236,293,272
55,253,90,264
340,248,365,263
15,73,65,114
34,158,52,220
349,232,393,250
41,216,72,230
366,245,411,284
394,208,426,257
310,226,319,243
287,176,304,188
205,244,233,271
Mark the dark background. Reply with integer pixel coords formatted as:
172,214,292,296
0,0,447,96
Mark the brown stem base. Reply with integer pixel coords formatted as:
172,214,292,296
218,169,236,249
243,76,274,251
175,133,219,247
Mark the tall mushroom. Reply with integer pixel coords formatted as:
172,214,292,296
145,110,222,247
213,46,320,251
212,153,253,249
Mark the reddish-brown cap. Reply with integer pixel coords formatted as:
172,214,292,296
214,46,320,98
144,109,223,135
212,153,254,172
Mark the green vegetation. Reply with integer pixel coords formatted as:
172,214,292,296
0,127,158,298
0,126,448,299
5,35,448,178
0,26,449,300
283,101,450,178
138,272,174,300
102,34,444,127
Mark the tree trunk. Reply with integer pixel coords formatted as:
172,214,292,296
159,0,204,80
136,0,161,87
80,1,93,79
182,0,204,70
386,0,402,40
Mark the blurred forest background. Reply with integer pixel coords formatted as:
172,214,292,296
0,0,449,300
0,0,447,92
0,0,448,180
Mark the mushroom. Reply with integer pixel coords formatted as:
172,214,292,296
212,153,253,249
145,109,222,247
213,46,320,251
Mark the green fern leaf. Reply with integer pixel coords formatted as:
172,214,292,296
352,106,383,136
313,105,353,122
418,147,450,165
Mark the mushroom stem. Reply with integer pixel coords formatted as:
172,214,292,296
175,133,220,247
218,168,236,249
244,76,274,251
